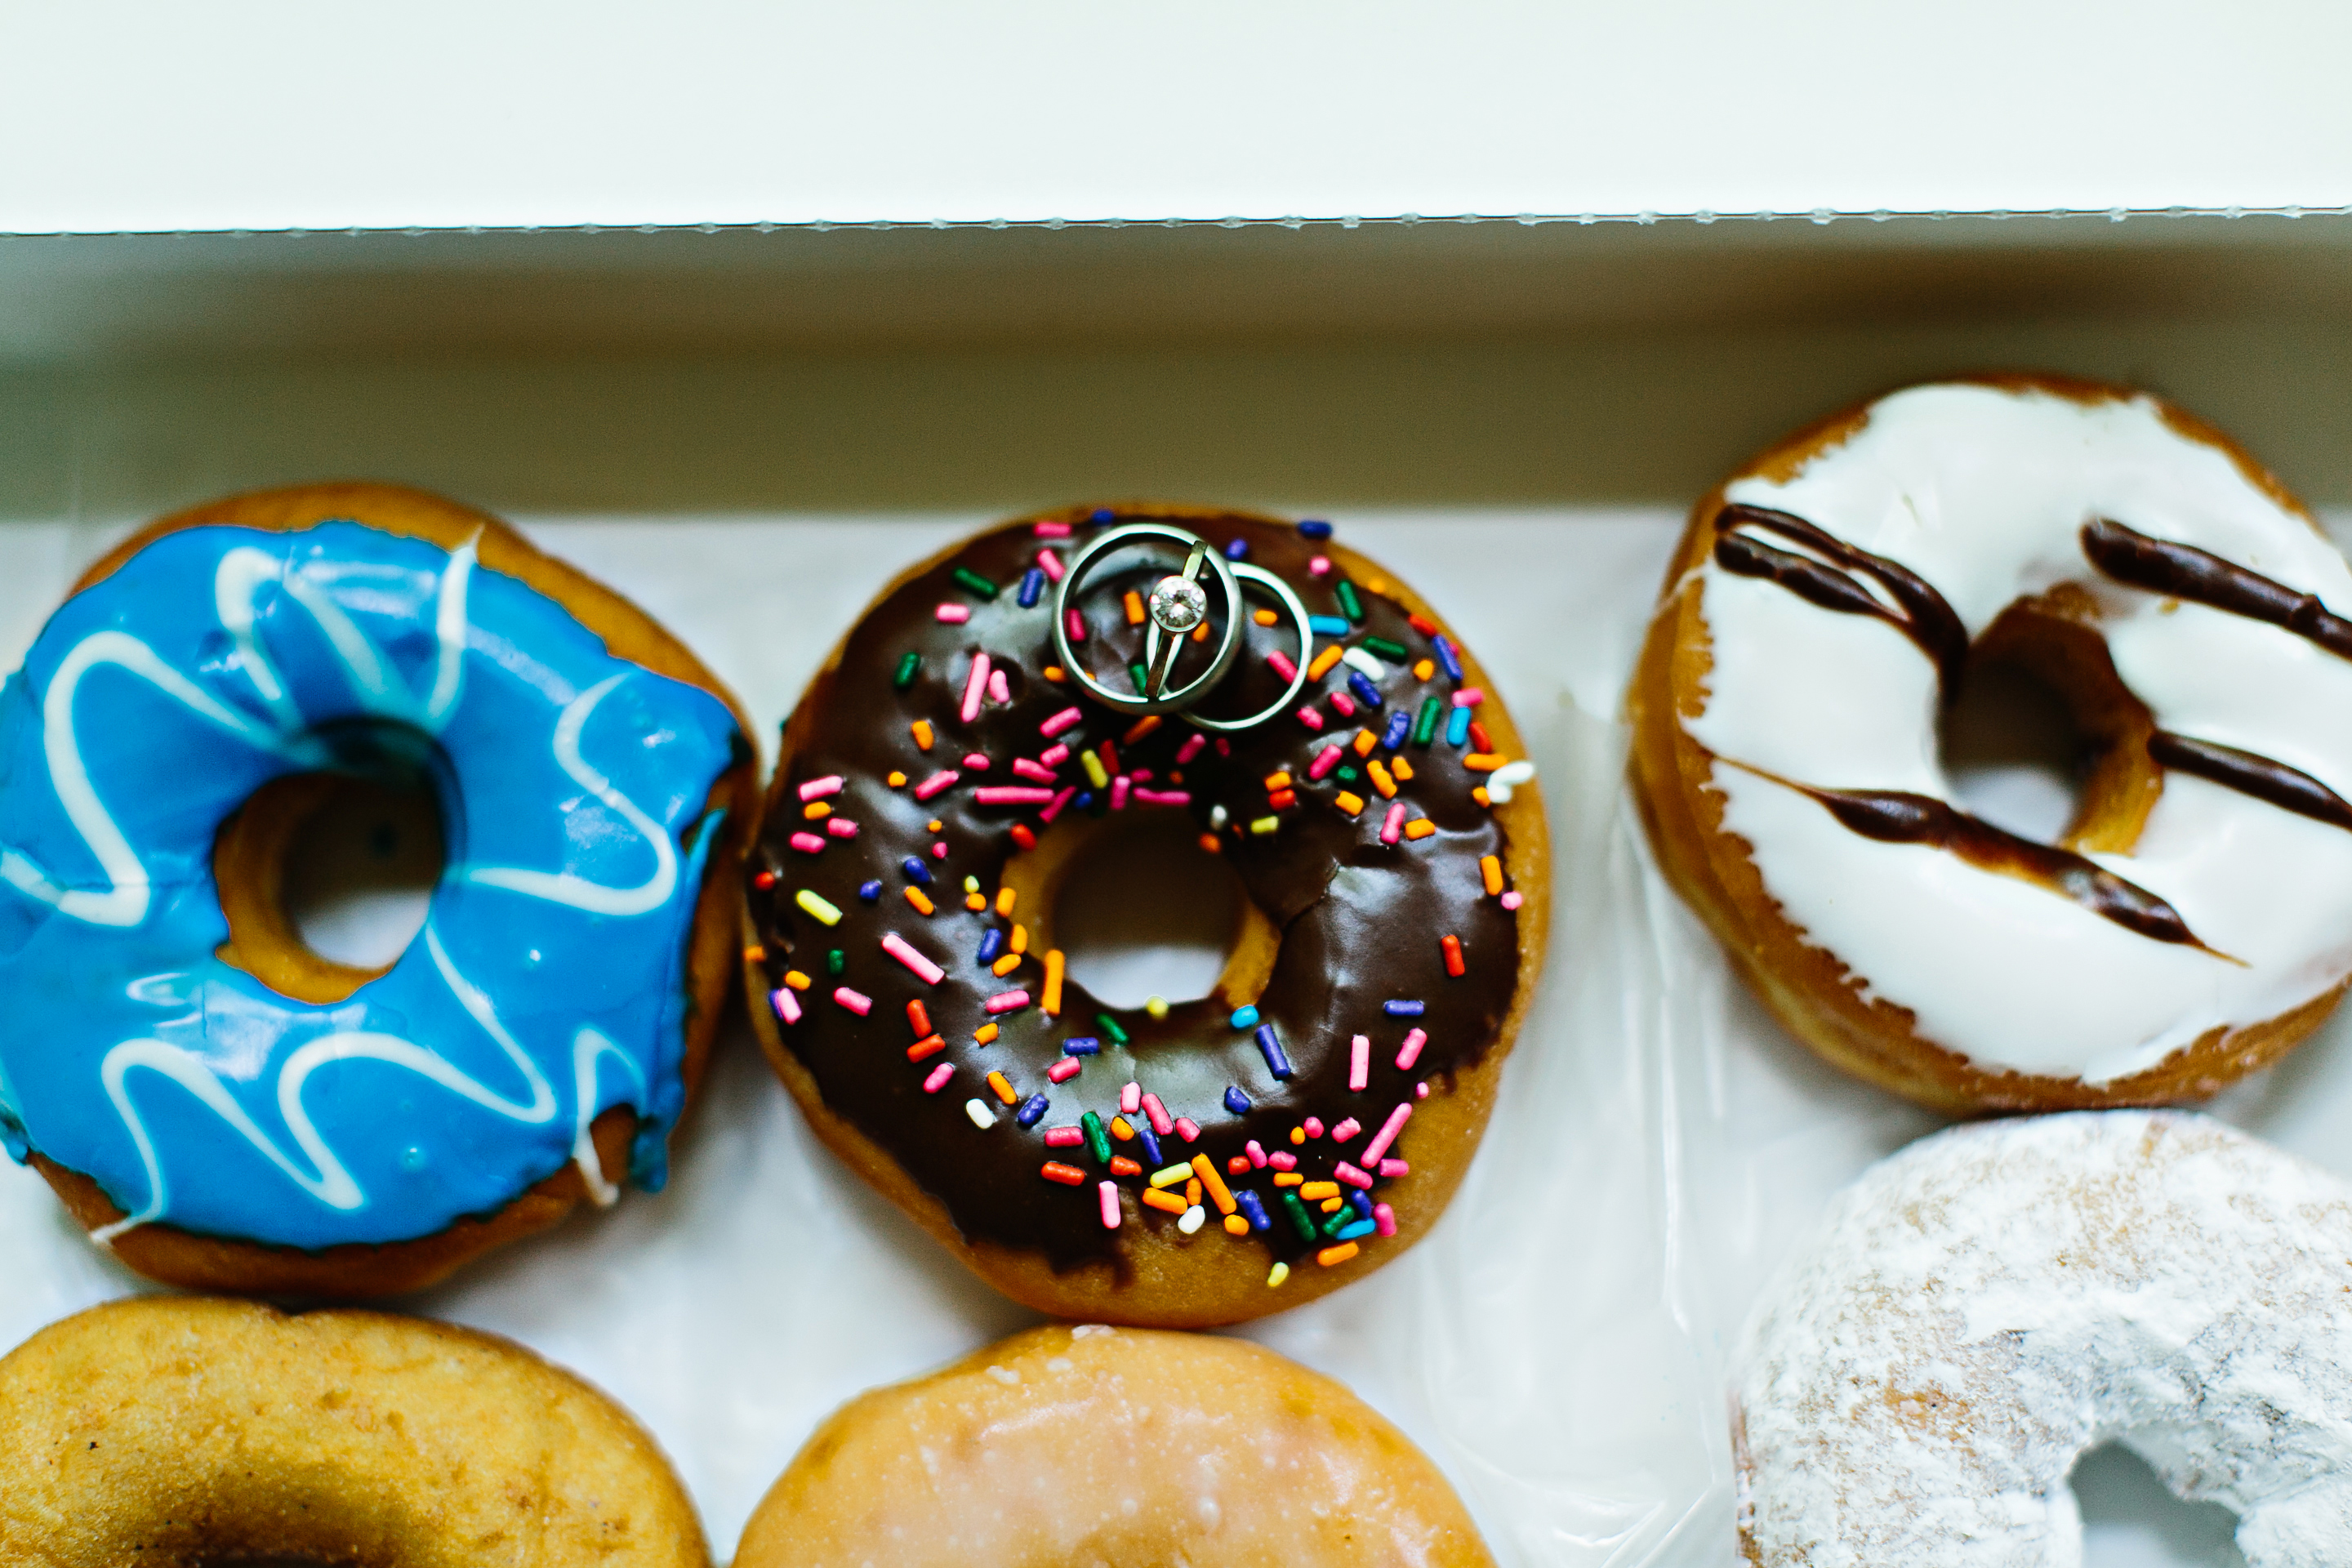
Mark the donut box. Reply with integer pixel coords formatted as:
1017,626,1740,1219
5,12,2352,1566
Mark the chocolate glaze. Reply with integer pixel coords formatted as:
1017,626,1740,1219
1714,503,1970,696
2082,518,2352,661
2149,732,2352,834
746,512,1524,1273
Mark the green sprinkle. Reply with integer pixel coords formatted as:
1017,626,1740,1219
1281,1190,1319,1243
1129,662,1149,693
893,652,921,690
1336,579,1364,623
1363,635,1409,661
795,889,843,926
826,949,846,976
1082,1111,1112,1165
1096,1013,1131,1045
1413,694,1443,746
951,567,1000,599
1321,1203,1355,1239
1336,764,1359,782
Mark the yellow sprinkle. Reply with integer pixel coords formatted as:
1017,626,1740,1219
1010,923,1029,954
1306,644,1344,680
1414,657,1435,680
996,886,1017,917
1366,760,1396,799
1151,1164,1193,1188
1316,1241,1361,1267
1391,756,1414,782
1224,1214,1252,1236
911,719,934,751
987,1071,1016,1105
1352,728,1377,757
1334,791,1365,817
1273,1171,1304,1187
963,875,980,893
802,801,831,820
887,770,907,787
1405,818,1437,840
991,953,1020,977
1320,1196,1344,1214
974,1022,999,1045
1463,753,1507,772
795,889,844,926
1299,1180,1341,1200
1267,1262,1291,1288
784,970,811,991
905,887,936,915
1081,750,1110,789
1252,608,1278,626
1145,995,1169,1020
1481,853,1504,895
1249,815,1280,835
1044,949,1066,1015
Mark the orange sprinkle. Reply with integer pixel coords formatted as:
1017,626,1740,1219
1263,771,1294,791
784,970,811,991
1366,760,1396,799
1253,608,1278,626
911,719,934,751
1481,854,1504,895
1224,1214,1252,1236
1404,818,1437,840
1321,1196,1344,1214
1463,753,1506,772
1391,756,1414,782
1351,728,1378,757
1408,612,1439,635
1191,1152,1236,1215
1124,589,1146,626
962,893,983,911
1042,1161,1088,1185
906,1034,946,1062
1274,1172,1304,1187
1110,1155,1142,1177
905,887,936,915
1141,1187,1188,1216
1472,786,1492,808
1290,1126,1307,1145
1267,789,1297,809
1316,1242,1361,1267
1123,714,1163,745
1045,666,1067,682
1186,1178,1203,1206
991,953,1021,977
1298,1180,1341,1200
1009,922,1028,954
1442,933,1466,977
887,770,907,787
1334,791,1365,817
1227,1156,1253,1176
926,818,944,832
1110,1116,1136,1141
802,801,831,820
1368,577,1390,594
744,945,766,964
907,1000,932,1036
987,1071,1017,1105
974,1022,999,1045
1043,949,1066,1015
1199,833,1223,853
1414,657,1436,680
1307,644,1344,680
996,886,1017,917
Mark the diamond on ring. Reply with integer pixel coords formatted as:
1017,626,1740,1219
1148,575,1209,632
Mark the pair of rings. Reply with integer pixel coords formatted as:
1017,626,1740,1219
1049,521,1312,733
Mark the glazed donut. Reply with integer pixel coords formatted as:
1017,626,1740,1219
0,1295,706,1565
737,1322,1493,1567
744,505,1546,1326
1735,1111,2352,1566
1631,376,2352,1111
0,484,755,1295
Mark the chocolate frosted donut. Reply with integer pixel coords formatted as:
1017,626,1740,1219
743,506,1547,1325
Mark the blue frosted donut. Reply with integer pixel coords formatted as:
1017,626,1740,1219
0,490,747,1292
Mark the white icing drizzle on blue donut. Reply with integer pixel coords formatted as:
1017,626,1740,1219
0,522,740,1250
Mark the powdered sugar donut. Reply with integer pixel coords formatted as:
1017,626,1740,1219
1735,1111,2352,1567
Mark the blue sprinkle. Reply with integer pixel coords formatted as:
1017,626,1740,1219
1383,999,1426,1017
1334,1218,1378,1241
1223,537,1250,560
1347,670,1384,710
1137,1125,1163,1165
1308,614,1351,637
1236,1189,1272,1231
1445,705,1472,747
1297,519,1334,540
1349,1189,1375,1219
1223,1085,1252,1115
1432,633,1464,682
1090,507,1116,523
976,928,1004,964
1380,710,1410,750
1017,567,1046,608
1229,1004,1261,1030
901,856,933,885
1062,1037,1102,1056
858,880,883,903
1254,1023,1294,1080
1015,1094,1049,1129
1073,791,1094,811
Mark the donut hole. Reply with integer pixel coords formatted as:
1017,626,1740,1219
1044,811,1250,1009
1938,657,2087,843
2072,1441,2247,1566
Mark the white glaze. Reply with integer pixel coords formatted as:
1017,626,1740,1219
1736,1111,2352,1568
1686,383,2352,1081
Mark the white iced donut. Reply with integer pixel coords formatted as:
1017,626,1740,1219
1735,1111,2352,1567
1631,376,2352,1111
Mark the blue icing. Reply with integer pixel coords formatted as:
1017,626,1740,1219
0,522,741,1250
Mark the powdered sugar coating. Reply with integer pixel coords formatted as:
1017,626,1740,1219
1735,1111,2352,1567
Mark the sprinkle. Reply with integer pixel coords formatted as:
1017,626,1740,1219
1341,649,1384,683
1346,670,1383,710
1254,1023,1294,1080
985,989,1032,1015
1396,1028,1428,1070
987,1071,1018,1105
880,931,945,986
1411,695,1443,747
1335,580,1364,622
973,785,1057,805
935,604,971,624
1150,1163,1196,1189
1042,1160,1086,1185
1485,758,1537,804
1141,1186,1188,1215
1040,707,1083,739
1178,1205,1208,1234
1383,999,1425,1018
1064,608,1088,644
1373,1203,1398,1236
1268,1261,1291,1287
1110,777,1132,811
974,1022,999,1045
1035,520,1072,539
1245,1140,1270,1169
951,566,1000,600
967,1098,999,1129
826,817,860,839
1039,786,1077,823
1361,1102,1414,1165
1366,760,1396,799
1043,951,1066,1014
1191,1152,1236,1214
1295,706,1325,732
887,771,906,788
1463,753,1507,773
785,971,811,991
1054,1037,1098,1058
788,831,825,854
1269,1150,1298,1171
1174,1116,1200,1142
1044,1126,1084,1149
1298,518,1334,539
914,769,960,801
1010,824,1038,851
1139,1093,1174,1136
1481,854,1504,895
1144,995,1169,1021
1159,733,1203,771
1230,1004,1261,1030
795,776,844,805
1265,648,1299,682
1281,1192,1320,1242
1329,690,1357,719
1420,631,1461,681
1351,728,1379,759
1380,802,1406,844
1097,1013,1130,1045
1392,755,1414,781
1134,787,1191,807
1502,890,1524,911
921,1062,956,1093
1111,1156,1141,1177
1304,1116,1325,1138
893,653,922,689
978,931,1008,969
1120,1083,1143,1116
1253,608,1281,627
908,719,935,753
958,652,991,724
1450,688,1486,710
1334,1161,1374,1189
982,669,1008,706
1333,791,1365,817
1017,567,1046,608
826,950,846,975
1081,1111,1112,1164
1309,614,1351,636
1404,817,1437,841
1276,1171,1303,1187
769,987,802,1024
1037,546,1066,580
833,987,872,1016
904,887,935,915
906,1034,946,1062
1223,537,1250,561
1381,1160,1408,1178
1224,1085,1252,1114
1442,934,1466,977
1348,1034,1370,1091
1317,1242,1361,1267
1445,706,1472,746
1223,1213,1251,1236
795,889,843,925
1333,1117,1362,1143
1378,710,1411,751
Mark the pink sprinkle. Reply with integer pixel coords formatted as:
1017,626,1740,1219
913,769,960,801
935,604,971,624
1361,1102,1413,1165
931,841,949,858
1040,706,1083,737
987,669,1010,705
1416,1080,1430,1099
1035,520,1073,539
1048,1058,1081,1083
1038,546,1067,581
1140,1093,1174,1136
1133,788,1192,806
1308,555,1332,577
1245,1139,1269,1168
922,1062,956,1093
833,987,873,1016
788,831,826,854
1160,733,1200,767
1308,744,1344,780
1501,890,1523,911
1130,768,1154,782
1374,1202,1397,1236
1267,650,1298,681
1215,738,1231,755
1380,803,1405,845
882,931,945,986
1045,1126,1084,1147
1040,742,1071,766
1379,1159,1409,1178
1334,1161,1373,1189
1303,1117,1324,1138
1269,1151,1298,1172
1120,1082,1142,1114
826,817,859,839
1349,1034,1370,1091
769,987,801,1025
985,989,1032,1015
1040,786,1077,823
963,753,992,770
1329,690,1357,719
1452,688,1486,707
1109,777,1132,811
1332,1116,1362,1143
1064,608,1088,644
975,786,1058,804
1174,1117,1200,1143
961,652,992,724
1395,1027,1428,1071
798,776,844,803
1296,706,1325,731
1098,1180,1120,1229
1012,757,1056,782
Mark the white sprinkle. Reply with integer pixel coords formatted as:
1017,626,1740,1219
964,1098,999,1129
1340,647,1384,679
1209,803,1229,831
1485,759,1537,803
1178,1205,1207,1234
